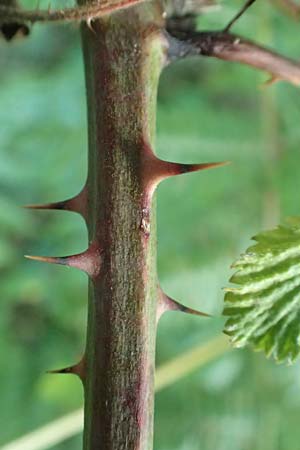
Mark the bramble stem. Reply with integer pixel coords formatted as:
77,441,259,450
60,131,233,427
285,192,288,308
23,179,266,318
80,3,166,449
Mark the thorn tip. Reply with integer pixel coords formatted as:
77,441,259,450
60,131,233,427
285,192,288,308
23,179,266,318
23,186,87,219
24,241,101,278
157,290,210,321
47,357,86,382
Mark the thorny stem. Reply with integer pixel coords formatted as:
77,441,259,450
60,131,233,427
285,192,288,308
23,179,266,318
79,2,166,449
2,3,299,86
1,0,300,84
11,0,300,448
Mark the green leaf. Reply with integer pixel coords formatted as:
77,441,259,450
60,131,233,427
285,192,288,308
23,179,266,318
224,217,300,364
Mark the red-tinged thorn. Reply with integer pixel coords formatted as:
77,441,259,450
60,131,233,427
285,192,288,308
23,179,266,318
157,290,210,322
175,160,230,175
47,357,86,382
142,141,230,190
24,185,88,220
25,241,101,278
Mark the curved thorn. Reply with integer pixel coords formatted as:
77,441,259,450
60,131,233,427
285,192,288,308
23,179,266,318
25,241,101,278
157,290,210,322
86,16,96,34
24,185,88,220
47,357,86,382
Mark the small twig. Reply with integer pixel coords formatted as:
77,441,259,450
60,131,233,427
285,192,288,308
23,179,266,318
167,30,300,86
0,0,146,24
224,0,257,31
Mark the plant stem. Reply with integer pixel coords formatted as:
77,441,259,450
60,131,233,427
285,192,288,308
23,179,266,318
79,3,166,449
2,336,230,450
259,3,282,228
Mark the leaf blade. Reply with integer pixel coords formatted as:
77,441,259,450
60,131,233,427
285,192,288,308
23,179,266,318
224,217,300,364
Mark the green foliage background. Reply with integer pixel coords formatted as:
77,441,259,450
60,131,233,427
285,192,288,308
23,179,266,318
1,0,300,448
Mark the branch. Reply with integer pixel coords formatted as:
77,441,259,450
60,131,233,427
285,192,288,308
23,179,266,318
167,30,300,86
0,0,146,24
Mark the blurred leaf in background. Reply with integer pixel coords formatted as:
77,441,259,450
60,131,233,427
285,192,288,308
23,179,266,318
1,0,300,449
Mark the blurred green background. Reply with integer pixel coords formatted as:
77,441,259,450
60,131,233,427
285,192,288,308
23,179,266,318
1,0,300,448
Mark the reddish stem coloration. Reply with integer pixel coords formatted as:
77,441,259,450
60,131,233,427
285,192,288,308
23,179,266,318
80,4,164,449
76,5,214,447
18,0,300,448
23,7,218,445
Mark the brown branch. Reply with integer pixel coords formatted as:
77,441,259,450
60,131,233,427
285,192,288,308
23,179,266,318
0,0,146,24
167,30,300,86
